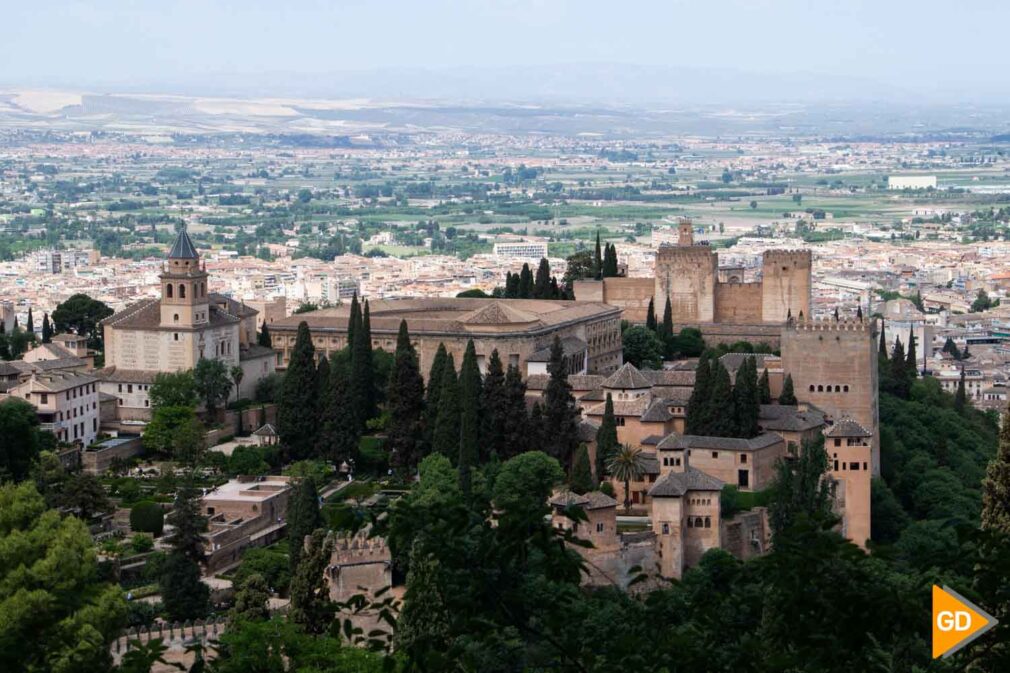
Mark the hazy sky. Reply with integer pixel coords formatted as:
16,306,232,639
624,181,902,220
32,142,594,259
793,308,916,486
5,1,1010,101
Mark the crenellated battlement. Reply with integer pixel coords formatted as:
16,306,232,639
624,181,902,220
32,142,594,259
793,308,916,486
762,249,812,265
656,246,716,262
327,529,390,566
787,316,874,334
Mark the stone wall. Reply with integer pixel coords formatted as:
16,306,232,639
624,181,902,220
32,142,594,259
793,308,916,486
655,246,718,323
714,282,764,323
81,436,144,475
761,250,812,323
720,507,770,562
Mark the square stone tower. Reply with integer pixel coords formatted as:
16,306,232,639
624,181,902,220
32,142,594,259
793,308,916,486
761,250,812,323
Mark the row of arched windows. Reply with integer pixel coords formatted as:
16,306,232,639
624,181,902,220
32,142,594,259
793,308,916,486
165,282,206,300
687,516,712,529
809,384,850,393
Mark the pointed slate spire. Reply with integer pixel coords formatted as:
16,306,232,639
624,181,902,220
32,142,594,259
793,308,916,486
168,225,199,259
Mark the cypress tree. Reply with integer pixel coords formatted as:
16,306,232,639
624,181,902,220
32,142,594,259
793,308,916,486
646,297,657,332
289,529,334,634
347,293,360,353
981,400,1010,533
779,373,797,405
596,393,619,479
534,258,551,299
603,244,619,277
160,552,210,622
387,320,425,472
550,276,561,300
856,304,863,321
543,335,579,469
954,367,967,411
26,308,33,335
661,297,674,345
518,263,534,298
319,360,359,466
432,353,460,457
890,336,908,398
287,478,323,572
458,340,481,489
570,444,596,494
480,349,507,460
258,321,272,348
423,343,449,451
708,360,735,437
41,313,52,343
166,480,207,565
905,326,917,377
528,401,545,453
505,272,519,298
500,364,529,460
349,300,376,428
878,318,888,360
833,306,839,321
759,368,772,404
278,321,318,460
594,230,603,280
686,352,713,434
732,356,760,438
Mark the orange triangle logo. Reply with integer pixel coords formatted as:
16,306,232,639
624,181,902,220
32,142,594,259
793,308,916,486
932,585,998,659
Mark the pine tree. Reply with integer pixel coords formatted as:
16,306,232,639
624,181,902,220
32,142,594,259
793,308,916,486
349,300,376,428
287,478,323,573
982,401,1010,533
458,340,481,490
289,529,334,634
26,308,33,335
543,335,579,469
646,297,657,331
533,258,551,299
257,321,272,348
432,354,460,457
518,263,534,298
480,349,507,460
594,230,603,280
759,367,772,404
41,313,52,343
779,373,797,405
500,364,529,460
596,393,619,479
708,360,736,437
570,444,596,494
423,343,449,452
686,352,713,434
387,320,425,472
278,321,318,461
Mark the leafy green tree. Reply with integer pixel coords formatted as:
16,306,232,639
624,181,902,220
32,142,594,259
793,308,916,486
289,529,335,634
394,539,452,655
0,397,45,481
160,551,210,621
258,321,272,348
779,373,797,405
194,357,233,416
543,335,579,469
672,327,706,357
0,482,126,673
570,444,596,494
143,405,199,456
596,393,619,479
58,473,113,521
432,354,460,457
563,249,595,286
387,320,425,472
230,573,271,623
130,500,164,537
149,370,198,408
234,546,292,595
608,444,647,512
51,293,113,350
622,325,663,369
287,478,323,572
458,341,481,489
982,401,1010,533
277,321,318,461
870,478,908,544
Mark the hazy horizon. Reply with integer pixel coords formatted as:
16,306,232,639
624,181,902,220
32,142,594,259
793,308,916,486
5,1,1010,105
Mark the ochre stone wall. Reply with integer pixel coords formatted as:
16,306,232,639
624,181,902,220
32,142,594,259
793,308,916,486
655,247,717,323
761,250,812,323
714,282,763,323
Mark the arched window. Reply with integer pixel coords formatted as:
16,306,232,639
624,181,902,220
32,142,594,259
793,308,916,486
704,516,711,529
817,385,824,392
834,385,841,392
173,314,179,323
695,517,704,528
179,284,186,299
687,517,694,528
809,384,815,392
843,385,849,392
166,284,173,298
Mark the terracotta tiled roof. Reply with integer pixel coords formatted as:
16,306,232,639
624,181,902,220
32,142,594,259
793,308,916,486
825,418,872,438
656,432,784,452
549,489,618,510
758,404,825,432
648,468,724,497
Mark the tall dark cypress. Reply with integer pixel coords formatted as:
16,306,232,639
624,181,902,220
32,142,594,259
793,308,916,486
423,343,449,451
319,360,359,466
595,393,619,479
543,335,579,470
779,373,797,405
349,300,376,428
603,243,619,277
732,356,760,438
533,258,551,299
500,364,529,459
432,353,460,457
278,321,318,460
549,276,561,300
518,263,534,298
347,293,361,354
708,360,735,437
686,352,712,435
878,318,888,360
287,478,323,572
661,297,674,343
458,340,482,491
26,308,33,335
314,356,331,459
387,321,426,472
505,272,519,298
480,349,507,459
759,367,772,404
905,326,917,376
890,336,908,398
41,313,52,343
594,230,603,280
646,298,657,332
258,321,272,348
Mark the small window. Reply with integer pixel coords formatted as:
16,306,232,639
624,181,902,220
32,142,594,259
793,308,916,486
850,462,860,471
174,314,179,323
843,385,849,392
740,454,747,464
174,333,179,341
834,438,841,447
712,451,718,459
166,284,173,298
207,507,215,516
704,517,711,529
179,284,186,299
809,384,815,392
817,385,824,392
40,393,48,404
596,522,604,533
662,522,670,534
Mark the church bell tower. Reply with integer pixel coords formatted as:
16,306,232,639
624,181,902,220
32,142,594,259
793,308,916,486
160,226,210,328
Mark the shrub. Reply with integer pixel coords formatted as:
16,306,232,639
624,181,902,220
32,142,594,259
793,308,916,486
130,534,154,554
599,481,615,498
130,500,164,537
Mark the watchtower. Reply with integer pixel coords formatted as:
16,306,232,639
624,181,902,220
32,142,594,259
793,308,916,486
760,250,812,323
160,227,210,328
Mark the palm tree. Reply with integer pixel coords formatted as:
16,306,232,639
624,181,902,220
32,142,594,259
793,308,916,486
230,365,244,402
607,444,647,513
